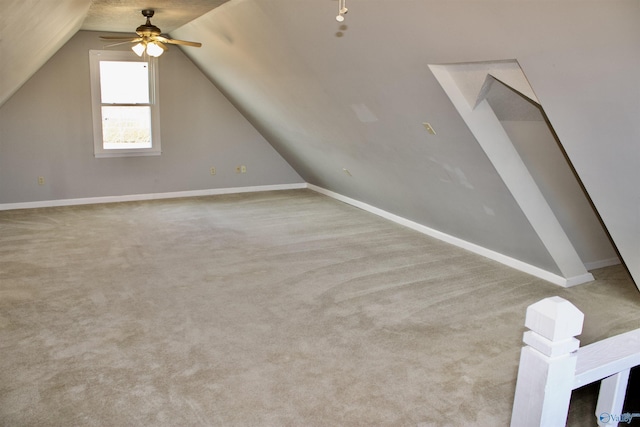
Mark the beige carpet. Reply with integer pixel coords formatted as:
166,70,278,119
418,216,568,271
1,189,638,426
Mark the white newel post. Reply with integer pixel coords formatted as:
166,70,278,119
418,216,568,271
510,296,585,427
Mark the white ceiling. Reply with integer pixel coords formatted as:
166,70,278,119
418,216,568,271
0,0,90,107
81,0,229,33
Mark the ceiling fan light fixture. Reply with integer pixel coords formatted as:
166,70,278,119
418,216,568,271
132,42,146,57
100,10,201,56
146,42,164,57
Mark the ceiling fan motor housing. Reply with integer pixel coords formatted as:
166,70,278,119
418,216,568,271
136,9,162,37
98,9,202,51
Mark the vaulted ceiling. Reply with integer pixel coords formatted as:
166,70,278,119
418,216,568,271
1,0,638,289
0,0,229,106
81,0,229,33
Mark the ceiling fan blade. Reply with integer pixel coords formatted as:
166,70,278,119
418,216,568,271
100,36,139,41
104,39,142,48
166,39,202,47
98,11,201,53
156,36,202,48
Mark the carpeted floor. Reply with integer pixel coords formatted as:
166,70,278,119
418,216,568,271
1,189,639,426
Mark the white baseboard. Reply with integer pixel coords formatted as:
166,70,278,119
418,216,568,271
0,183,307,211
1,181,602,288
307,184,594,287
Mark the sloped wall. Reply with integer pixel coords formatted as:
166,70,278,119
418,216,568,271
0,0,91,107
173,0,639,286
0,31,302,204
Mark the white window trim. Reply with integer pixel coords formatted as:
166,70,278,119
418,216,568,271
89,50,161,158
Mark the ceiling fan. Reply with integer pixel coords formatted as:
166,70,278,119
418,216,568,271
100,9,202,57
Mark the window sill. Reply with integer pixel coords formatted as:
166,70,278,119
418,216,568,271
94,150,162,158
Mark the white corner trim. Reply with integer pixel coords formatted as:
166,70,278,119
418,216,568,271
0,183,308,211
307,183,594,287
429,63,590,280
564,273,596,288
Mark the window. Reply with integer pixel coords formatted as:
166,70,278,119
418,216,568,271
89,50,161,157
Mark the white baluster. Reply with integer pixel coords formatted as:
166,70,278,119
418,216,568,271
596,368,631,427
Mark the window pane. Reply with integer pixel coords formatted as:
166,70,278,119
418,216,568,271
99,61,150,104
102,106,152,149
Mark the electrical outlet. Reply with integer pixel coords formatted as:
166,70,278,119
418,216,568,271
236,166,241,173
210,167,216,175
38,176,45,185
422,122,436,135
241,165,247,173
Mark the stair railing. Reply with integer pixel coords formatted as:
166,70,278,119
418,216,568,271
511,296,640,427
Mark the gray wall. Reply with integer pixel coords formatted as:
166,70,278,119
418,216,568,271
0,30,302,204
